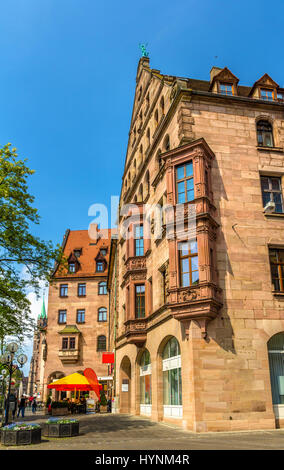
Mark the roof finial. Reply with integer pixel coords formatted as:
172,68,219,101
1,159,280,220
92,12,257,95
139,43,149,58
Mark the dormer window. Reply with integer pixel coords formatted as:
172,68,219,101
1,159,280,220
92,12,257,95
277,92,284,101
219,83,233,96
100,249,107,256
74,249,82,258
260,89,274,101
96,261,104,272
69,263,76,273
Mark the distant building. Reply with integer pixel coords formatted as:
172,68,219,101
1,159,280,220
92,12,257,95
27,299,47,399
43,228,112,401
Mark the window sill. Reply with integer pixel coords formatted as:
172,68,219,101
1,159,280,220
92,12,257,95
264,212,284,218
59,296,68,298
78,295,86,298
257,146,284,153
272,291,284,297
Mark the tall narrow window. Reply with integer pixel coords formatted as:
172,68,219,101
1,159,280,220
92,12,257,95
135,285,145,318
69,263,76,273
97,335,106,351
176,161,194,203
58,310,67,324
98,307,107,322
60,284,68,297
78,283,86,296
179,240,199,287
269,249,284,292
62,337,68,349
69,337,76,349
134,225,144,256
257,120,273,147
76,309,85,323
261,176,283,213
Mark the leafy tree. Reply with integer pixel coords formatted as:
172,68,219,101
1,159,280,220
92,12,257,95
0,144,63,341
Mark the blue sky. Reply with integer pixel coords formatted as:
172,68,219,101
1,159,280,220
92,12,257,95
1,0,284,376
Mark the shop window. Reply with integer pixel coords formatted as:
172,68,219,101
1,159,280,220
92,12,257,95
140,350,152,409
98,307,107,322
98,281,107,295
261,176,283,213
162,337,182,410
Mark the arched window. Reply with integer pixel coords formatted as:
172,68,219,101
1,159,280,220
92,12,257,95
162,337,182,416
97,335,106,351
146,128,150,148
257,120,274,147
98,307,107,322
156,149,162,170
140,350,152,414
98,281,107,295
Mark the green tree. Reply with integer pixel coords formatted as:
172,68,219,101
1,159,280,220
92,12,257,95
0,144,62,341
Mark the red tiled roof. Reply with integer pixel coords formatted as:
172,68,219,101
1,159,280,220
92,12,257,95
53,229,111,278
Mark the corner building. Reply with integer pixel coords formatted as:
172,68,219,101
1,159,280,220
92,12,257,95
109,57,284,431
44,228,111,401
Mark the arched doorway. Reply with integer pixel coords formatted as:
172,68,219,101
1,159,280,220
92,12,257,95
47,371,65,401
268,332,284,422
120,356,131,413
162,337,182,418
139,349,152,416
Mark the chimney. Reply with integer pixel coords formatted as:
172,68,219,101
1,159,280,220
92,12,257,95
210,66,222,83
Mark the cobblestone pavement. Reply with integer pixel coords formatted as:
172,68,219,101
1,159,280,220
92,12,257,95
1,411,284,450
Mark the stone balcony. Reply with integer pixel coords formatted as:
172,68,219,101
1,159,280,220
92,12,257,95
58,349,80,363
124,318,147,347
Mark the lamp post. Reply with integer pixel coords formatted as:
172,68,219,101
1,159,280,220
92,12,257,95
0,342,27,426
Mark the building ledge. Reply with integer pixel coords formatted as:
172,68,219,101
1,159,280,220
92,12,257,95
257,146,284,153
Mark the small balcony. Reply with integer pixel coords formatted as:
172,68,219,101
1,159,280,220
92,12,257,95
58,349,79,363
124,318,147,347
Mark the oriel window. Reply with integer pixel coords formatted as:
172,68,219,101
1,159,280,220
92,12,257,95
135,284,145,318
257,120,274,147
269,249,284,292
135,225,144,256
178,240,199,287
176,162,194,203
62,337,68,349
69,337,76,349
261,176,283,213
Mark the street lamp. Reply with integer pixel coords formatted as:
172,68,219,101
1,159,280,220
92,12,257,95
0,343,27,426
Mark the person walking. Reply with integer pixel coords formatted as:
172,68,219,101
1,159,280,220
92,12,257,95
17,395,26,418
31,397,37,414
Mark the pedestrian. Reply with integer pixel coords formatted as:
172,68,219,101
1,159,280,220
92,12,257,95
107,397,112,413
32,397,37,414
17,395,26,418
10,399,17,420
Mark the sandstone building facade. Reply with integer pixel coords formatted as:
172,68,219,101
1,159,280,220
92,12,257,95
108,57,284,431
43,228,111,401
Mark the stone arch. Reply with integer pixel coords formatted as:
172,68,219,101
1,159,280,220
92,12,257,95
120,355,132,413
267,331,284,425
46,371,65,401
136,348,152,416
255,115,275,147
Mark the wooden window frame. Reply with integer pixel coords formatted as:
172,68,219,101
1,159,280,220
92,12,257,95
76,309,85,324
77,283,86,297
69,337,76,349
98,307,107,322
97,335,107,351
59,284,68,297
58,310,67,324
219,82,234,96
257,120,274,147
269,248,284,292
260,88,274,101
134,224,144,257
98,281,107,295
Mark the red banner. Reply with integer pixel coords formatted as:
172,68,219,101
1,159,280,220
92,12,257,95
102,352,114,364
83,368,100,399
